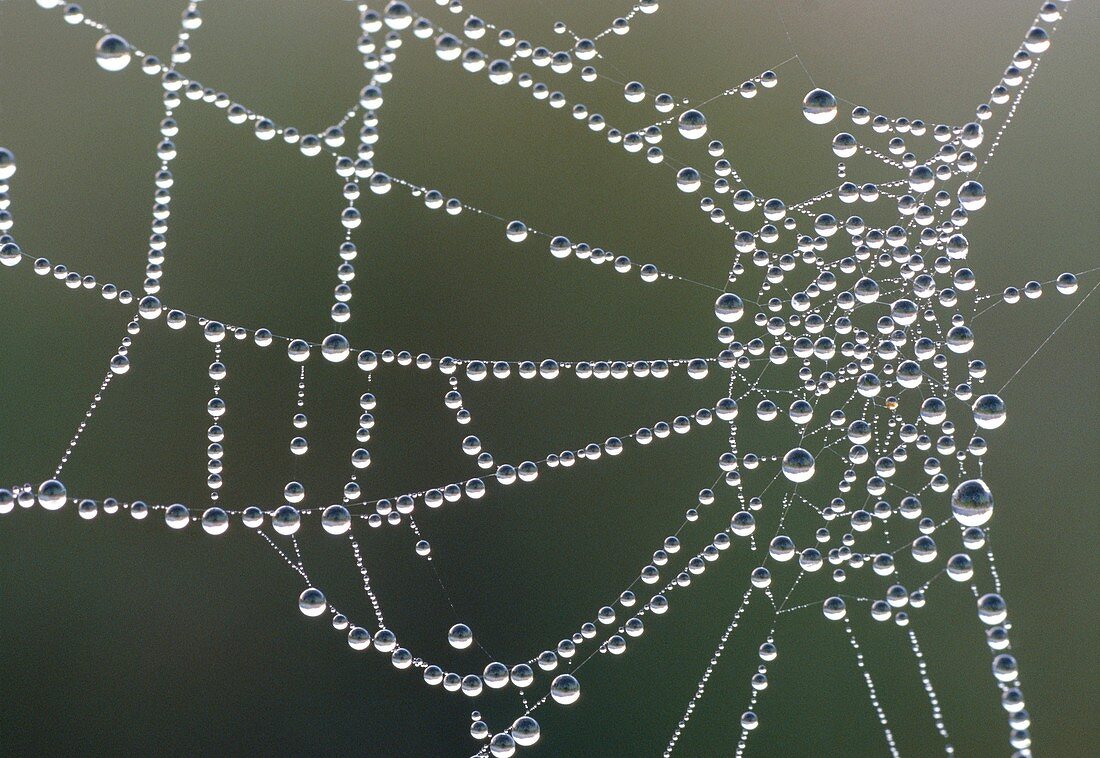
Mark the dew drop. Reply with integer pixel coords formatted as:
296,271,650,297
95,34,132,72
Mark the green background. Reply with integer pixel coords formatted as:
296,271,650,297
0,1,1096,755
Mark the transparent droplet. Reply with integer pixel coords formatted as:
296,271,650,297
677,109,707,140
714,292,744,323
0,147,15,180
511,716,540,746
201,507,228,535
802,88,837,124
782,447,815,482
298,587,327,617
822,596,847,620
971,394,1006,429
95,34,132,72
164,503,190,529
272,504,301,535
37,479,67,510
958,180,987,211
322,504,351,535
977,593,1008,625
951,479,994,527
550,673,580,704
321,333,350,362
448,623,474,649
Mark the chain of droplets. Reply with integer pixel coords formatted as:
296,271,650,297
908,626,953,750
0,1,1087,756
255,529,310,584
53,366,116,478
846,618,901,757
207,343,223,503
348,533,387,628
46,1,197,477
662,589,754,756
733,626,780,757
978,5,1062,173
344,373,375,508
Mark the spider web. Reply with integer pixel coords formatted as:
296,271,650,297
0,1,1095,756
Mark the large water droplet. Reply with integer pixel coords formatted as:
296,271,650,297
95,34,132,72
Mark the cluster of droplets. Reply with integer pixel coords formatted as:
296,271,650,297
1,1,1091,756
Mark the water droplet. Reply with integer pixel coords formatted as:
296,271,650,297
782,447,815,482
95,34,132,72
714,292,744,323
37,479,67,510
550,673,580,704
164,503,190,529
951,479,994,527
298,587,327,617
0,147,15,180
802,88,837,124
677,109,707,140
448,623,474,649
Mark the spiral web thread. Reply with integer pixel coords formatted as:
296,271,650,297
0,1,1095,756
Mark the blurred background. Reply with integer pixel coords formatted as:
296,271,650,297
0,1,1096,755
